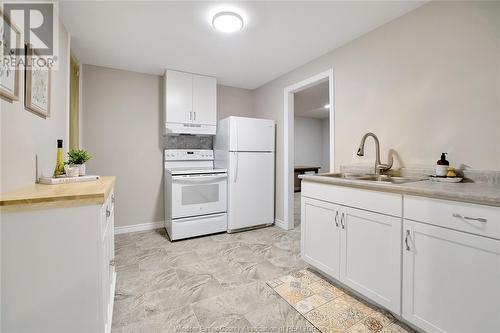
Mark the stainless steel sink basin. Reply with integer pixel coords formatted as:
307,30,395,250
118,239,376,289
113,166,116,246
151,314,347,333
320,173,425,184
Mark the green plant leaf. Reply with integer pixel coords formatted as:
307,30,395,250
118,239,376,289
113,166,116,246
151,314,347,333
67,149,92,165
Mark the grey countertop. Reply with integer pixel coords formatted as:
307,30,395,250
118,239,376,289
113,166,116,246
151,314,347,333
300,174,500,207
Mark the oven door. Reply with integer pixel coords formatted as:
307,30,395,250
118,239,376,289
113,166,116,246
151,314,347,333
171,173,227,219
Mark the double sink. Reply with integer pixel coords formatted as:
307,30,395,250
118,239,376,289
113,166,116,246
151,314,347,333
320,173,426,184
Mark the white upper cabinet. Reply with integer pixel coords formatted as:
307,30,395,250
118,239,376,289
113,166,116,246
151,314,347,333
192,74,217,126
164,70,217,135
164,70,192,124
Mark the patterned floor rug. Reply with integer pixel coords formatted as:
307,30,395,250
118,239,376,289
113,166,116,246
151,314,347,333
267,269,416,333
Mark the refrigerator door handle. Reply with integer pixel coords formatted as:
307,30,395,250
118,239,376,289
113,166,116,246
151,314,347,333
233,152,238,182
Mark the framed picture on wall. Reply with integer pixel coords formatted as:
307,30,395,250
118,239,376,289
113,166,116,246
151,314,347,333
25,43,51,118
0,9,21,101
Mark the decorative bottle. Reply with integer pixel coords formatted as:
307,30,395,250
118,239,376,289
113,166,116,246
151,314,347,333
53,139,65,177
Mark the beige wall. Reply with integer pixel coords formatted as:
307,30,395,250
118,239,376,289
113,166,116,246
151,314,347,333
294,116,328,172
81,65,164,228
217,85,254,120
253,1,500,221
1,20,70,193
81,67,254,228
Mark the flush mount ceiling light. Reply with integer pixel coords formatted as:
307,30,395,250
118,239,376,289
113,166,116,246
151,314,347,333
212,11,244,33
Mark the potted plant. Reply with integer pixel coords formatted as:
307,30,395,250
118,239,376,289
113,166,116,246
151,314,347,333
67,149,91,176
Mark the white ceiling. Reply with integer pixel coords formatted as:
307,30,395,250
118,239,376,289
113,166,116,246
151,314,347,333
295,81,330,119
60,1,425,89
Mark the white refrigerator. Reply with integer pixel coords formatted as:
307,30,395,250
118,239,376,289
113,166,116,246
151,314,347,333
214,116,275,232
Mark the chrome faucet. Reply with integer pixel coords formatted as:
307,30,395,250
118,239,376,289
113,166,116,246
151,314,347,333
356,132,393,175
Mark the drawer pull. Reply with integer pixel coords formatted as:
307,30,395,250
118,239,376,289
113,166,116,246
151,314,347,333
334,211,339,227
106,208,111,218
452,213,487,223
340,212,345,229
111,195,115,204
405,230,411,251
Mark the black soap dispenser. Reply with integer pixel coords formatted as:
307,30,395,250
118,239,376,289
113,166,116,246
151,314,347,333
436,153,449,177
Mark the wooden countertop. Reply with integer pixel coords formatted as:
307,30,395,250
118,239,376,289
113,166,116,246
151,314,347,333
0,176,115,207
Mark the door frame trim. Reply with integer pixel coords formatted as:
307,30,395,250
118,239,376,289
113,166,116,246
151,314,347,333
282,68,335,230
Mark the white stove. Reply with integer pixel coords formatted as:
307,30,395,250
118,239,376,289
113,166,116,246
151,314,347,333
167,167,227,175
164,149,228,240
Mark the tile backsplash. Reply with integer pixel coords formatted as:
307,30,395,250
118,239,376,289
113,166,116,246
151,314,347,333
164,135,213,150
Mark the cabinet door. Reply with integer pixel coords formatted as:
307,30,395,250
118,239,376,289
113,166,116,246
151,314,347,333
192,74,216,125
403,220,500,333
165,70,192,124
301,197,341,279
340,207,401,314
101,212,110,330
108,194,115,298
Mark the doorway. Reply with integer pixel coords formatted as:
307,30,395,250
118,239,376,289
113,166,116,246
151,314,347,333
281,69,334,230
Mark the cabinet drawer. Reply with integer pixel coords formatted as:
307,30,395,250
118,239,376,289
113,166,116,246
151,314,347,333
301,181,402,217
404,195,500,239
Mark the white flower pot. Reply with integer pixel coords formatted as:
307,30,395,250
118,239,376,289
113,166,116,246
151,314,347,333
64,165,79,177
77,164,86,176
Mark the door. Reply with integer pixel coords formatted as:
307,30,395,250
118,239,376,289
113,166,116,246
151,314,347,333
165,70,192,124
229,117,275,152
403,220,500,333
228,152,274,230
171,174,227,219
340,207,401,314
301,197,341,279
192,74,216,125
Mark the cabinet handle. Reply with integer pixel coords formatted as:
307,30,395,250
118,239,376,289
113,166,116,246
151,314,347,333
194,111,196,120
334,211,339,227
340,212,345,229
405,230,411,251
111,195,115,204
109,259,115,267
106,208,111,218
452,213,487,223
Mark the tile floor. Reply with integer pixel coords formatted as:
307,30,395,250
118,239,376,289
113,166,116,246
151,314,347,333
111,192,409,333
111,194,314,332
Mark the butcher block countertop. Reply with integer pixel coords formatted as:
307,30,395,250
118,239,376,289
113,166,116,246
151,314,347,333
0,176,115,208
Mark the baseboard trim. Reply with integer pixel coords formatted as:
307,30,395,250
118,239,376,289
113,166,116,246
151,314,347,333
114,221,164,235
275,218,287,230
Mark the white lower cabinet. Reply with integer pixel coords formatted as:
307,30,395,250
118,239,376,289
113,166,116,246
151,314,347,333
1,189,116,333
301,193,402,314
341,207,401,314
301,198,341,279
301,182,500,333
402,219,500,333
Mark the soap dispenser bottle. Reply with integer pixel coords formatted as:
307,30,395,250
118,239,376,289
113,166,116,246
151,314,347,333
436,153,449,177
